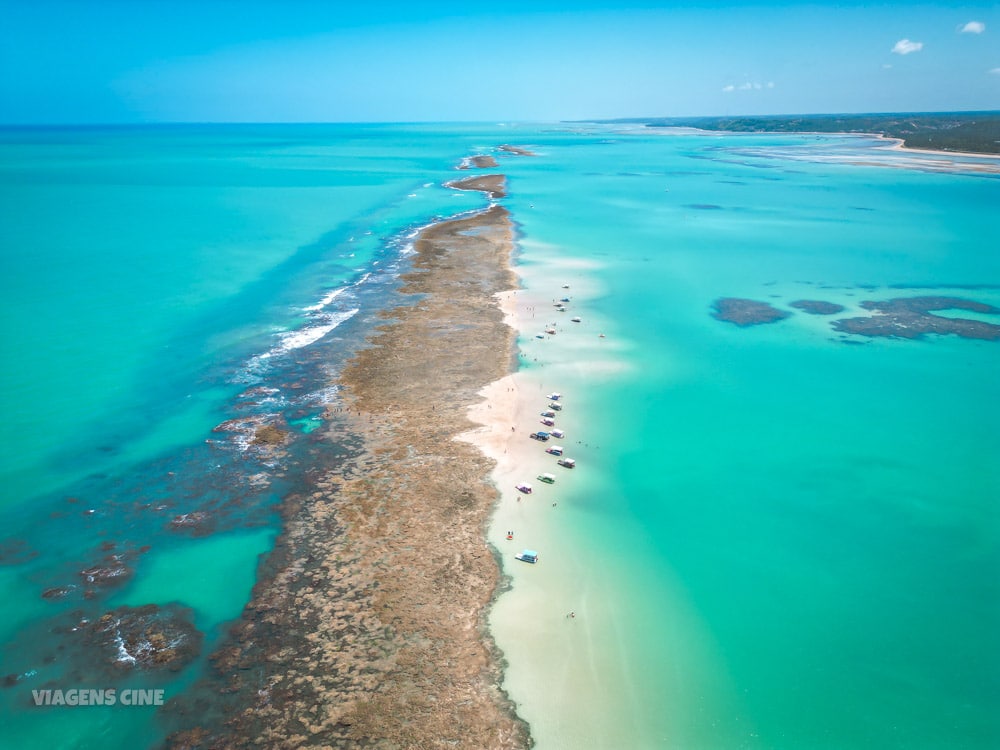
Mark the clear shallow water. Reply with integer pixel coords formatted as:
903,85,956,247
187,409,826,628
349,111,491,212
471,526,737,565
1,124,998,749
494,131,1000,749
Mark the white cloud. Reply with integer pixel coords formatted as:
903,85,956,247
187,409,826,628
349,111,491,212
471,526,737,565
961,21,985,34
892,39,923,55
882,63,893,69
991,67,1000,75
723,80,772,93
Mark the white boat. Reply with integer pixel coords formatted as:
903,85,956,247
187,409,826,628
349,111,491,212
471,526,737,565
545,445,564,456
540,410,556,418
549,402,562,411
545,328,556,335
550,428,565,439
546,393,562,400
515,549,538,564
540,417,555,426
515,483,533,494
557,458,576,469
537,473,556,484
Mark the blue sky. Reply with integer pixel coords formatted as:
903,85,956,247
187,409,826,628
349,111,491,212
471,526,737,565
1,0,997,123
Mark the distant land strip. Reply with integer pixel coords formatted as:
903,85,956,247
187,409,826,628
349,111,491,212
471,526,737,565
593,112,1000,155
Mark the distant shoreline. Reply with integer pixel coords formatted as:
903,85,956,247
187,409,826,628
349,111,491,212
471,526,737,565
592,112,1000,157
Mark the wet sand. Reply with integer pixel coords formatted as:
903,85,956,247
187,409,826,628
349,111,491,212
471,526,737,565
167,204,529,748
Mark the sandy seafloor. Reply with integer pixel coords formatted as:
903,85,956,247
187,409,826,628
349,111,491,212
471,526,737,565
1,123,999,749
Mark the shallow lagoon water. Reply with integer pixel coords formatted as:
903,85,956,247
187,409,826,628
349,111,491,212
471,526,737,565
1,124,998,748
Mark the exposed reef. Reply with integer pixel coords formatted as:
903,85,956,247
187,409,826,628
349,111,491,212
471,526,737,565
459,155,500,169
711,297,791,326
832,296,1000,340
445,173,508,199
164,204,528,748
790,299,845,315
498,144,537,156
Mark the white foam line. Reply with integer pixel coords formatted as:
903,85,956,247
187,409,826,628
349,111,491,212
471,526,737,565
278,308,359,352
304,286,347,312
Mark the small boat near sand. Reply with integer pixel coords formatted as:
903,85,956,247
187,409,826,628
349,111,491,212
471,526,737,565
549,402,562,410
515,483,533,494
545,445,564,456
571,317,581,322
557,458,576,469
545,327,556,335
547,393,562,401
515,549,538,564
540,417,555,427
550,428,565,439
530,431,550,441
540,410,556,418
537,473,556,484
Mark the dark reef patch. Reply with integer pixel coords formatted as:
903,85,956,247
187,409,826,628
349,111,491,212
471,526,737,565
711,297,791,326
832,296,1000,340
685,203,723,210
790,299,845,315
0,538,37,566
79,604,202,673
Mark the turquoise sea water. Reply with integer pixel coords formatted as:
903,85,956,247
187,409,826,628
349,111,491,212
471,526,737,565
1,124,998,749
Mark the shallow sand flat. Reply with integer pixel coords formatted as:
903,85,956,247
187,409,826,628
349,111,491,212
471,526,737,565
459,251,718,748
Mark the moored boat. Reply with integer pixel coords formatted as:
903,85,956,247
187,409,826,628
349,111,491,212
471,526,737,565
515,549,539,563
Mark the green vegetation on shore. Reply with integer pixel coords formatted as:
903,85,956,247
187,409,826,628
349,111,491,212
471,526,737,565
600,112,1000,155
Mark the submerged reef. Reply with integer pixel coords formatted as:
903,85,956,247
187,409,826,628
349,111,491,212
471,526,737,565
832,296,1000,340
790,299,845,315
711,297,791,326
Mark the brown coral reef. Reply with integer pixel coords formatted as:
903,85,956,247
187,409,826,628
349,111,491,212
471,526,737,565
167,205,529,749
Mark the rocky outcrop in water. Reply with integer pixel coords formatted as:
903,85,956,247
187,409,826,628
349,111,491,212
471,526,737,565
79,554,133,588
85,604,202,673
